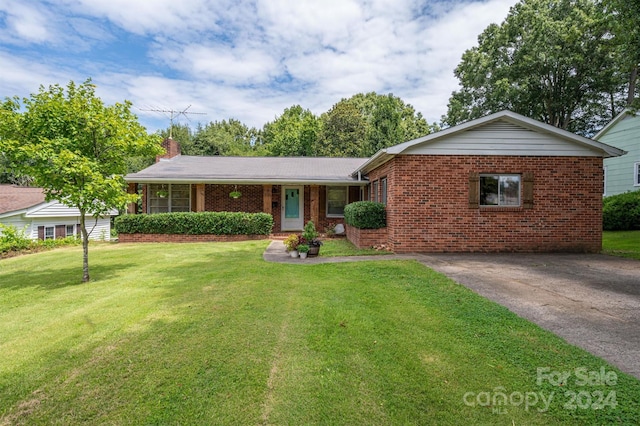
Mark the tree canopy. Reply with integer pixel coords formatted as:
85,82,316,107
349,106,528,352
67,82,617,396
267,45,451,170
0,80,162,282
443,0,630,136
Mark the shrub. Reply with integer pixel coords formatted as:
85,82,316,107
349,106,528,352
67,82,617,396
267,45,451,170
302,221,319,241
114,212,274,235
344,201,386,229
603,191,640,231
0,224,33,254
283,234,300,251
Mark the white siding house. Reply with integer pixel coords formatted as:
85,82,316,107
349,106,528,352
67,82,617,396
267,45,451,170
0,185,115,241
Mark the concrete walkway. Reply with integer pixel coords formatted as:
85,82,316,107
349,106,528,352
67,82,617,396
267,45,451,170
264,241,640,380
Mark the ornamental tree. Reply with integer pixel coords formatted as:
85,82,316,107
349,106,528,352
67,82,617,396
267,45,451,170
0,80,163,282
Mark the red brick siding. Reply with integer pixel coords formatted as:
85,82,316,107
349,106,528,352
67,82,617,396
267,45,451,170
205,184,264,213
119,234,269,243
366,155,603,253
345,224,388,249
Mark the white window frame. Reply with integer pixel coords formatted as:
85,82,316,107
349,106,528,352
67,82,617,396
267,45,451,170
66,224,75,237
480,174,521,207
634,162,640,187
148,183,191,214
44,226,55,240
326,186,348,218
381,177,388,206
372,180,379,203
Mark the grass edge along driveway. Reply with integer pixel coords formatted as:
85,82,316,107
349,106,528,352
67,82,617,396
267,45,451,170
1,241,639,425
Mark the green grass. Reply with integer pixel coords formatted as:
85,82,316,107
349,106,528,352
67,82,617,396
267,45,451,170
602,230,640,260
1,242,639,425
319,237,390,256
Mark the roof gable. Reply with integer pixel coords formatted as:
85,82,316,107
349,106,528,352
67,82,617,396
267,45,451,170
593,109,640,151
357,110,626,174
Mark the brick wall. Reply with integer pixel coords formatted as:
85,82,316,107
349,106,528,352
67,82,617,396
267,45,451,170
366,155,603,253
205,184,264,213
118,234,269,243
345,224,388,249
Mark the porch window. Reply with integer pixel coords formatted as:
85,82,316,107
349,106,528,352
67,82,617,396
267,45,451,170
326,186,348,217
148,184,191,213
635,162,640,187
381,177,388,205
66,225,75,237
480,175,521,206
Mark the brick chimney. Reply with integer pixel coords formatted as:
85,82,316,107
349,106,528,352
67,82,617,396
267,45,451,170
156,137,181,163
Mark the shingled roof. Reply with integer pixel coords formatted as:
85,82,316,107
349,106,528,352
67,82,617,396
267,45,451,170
125,156,369,185
0,185,47,215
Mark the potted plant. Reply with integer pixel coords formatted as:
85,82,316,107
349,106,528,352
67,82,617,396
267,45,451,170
302,221,322,257
229,190,242,199
283,234,300,257
297,244,309,259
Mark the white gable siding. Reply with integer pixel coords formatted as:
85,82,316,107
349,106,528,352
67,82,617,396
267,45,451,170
26,201,84,217
402,122,603,157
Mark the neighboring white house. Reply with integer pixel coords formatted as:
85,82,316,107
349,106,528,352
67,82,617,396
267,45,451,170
0,185,115,241
594,109,638,196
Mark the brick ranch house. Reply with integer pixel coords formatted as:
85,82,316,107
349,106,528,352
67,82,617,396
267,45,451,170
124,110,625,253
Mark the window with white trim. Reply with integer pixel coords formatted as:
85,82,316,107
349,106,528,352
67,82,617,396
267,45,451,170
635,162,640,187
148,184,191,213
381,177,388,206
44,226,55,240
66,225,75,237
326,186,348,217
372,180,379,203
480,175,521,206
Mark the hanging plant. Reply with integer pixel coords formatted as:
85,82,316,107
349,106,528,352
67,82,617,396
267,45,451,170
229,185,242,199
156,190,169,198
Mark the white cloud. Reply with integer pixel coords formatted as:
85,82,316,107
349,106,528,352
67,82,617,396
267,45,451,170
0,1,52,44
0,0,518,131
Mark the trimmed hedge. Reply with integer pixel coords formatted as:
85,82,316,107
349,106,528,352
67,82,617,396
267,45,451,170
114,212,274,235
603,191,640,231
344,201,386,229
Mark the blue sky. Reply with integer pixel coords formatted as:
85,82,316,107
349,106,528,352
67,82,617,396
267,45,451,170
0,0,517,133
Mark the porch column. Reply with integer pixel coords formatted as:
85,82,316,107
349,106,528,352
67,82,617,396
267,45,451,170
263,185,272,214
195,184,205,212
126,183,137,214
310,185,319,226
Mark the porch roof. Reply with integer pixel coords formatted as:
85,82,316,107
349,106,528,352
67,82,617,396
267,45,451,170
125,156,369,185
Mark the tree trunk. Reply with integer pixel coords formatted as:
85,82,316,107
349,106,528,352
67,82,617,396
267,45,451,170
628,66,638,106
80,210,90,282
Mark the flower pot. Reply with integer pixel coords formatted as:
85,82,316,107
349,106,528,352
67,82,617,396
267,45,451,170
290,250,298,258
299,252,308,259
308,246,320,257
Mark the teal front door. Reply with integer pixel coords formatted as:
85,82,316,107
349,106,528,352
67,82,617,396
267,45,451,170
282,186,304,230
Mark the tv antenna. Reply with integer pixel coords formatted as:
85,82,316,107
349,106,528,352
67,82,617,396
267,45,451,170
139,105,206,138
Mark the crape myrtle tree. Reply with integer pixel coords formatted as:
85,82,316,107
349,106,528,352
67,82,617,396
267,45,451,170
0,80,163,282
443,0,626,136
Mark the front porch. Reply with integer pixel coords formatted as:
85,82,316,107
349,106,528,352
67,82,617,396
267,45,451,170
128,183,365,233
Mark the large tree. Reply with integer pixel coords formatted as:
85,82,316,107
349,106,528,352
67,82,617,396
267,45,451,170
604,0,640,106
318,93,436,157
443,0,625,136
0,80,162,282
262,105,321,156
189,119,261,156
317,101,367,157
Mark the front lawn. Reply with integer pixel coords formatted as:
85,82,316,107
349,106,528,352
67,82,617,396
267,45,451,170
1,242,638,425
603,230,640,260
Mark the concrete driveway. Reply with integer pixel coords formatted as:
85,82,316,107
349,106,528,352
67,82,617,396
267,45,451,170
416,253,640,380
